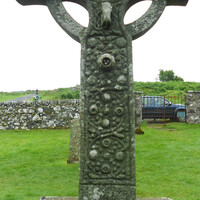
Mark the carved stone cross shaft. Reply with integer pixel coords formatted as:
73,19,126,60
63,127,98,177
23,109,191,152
16,0,188,199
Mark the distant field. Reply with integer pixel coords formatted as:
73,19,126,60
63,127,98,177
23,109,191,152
0,88,79,102
1,81,200,102
0,123,200,200
0,92,32,102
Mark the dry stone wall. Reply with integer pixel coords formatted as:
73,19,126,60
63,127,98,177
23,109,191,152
0,100,79,130
0,92,143,130
186,91,200,124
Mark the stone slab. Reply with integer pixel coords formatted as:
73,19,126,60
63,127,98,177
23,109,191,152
39,197,173,200
67,118,80,164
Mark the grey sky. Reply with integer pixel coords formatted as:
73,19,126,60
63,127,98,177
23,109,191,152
0,0,199,92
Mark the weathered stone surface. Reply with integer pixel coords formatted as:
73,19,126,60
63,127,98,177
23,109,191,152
67,93,143,164
186,91,200,124
78,9,136,194
0,100,79,130
67,118,81,164
134,91,143,130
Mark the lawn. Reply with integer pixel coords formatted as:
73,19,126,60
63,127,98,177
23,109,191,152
0,123,200,200
136,123,200,199
0,129,78,200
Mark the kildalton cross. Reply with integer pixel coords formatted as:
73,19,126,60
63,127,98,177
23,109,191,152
16,0,188,199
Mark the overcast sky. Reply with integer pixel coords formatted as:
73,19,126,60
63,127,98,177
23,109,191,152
0,0,199,92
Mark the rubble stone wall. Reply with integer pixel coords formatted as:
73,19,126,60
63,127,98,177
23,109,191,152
0,100,79,130
186,91,200,124
0,91,143,131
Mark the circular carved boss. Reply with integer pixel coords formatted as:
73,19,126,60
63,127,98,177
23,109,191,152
98,53,115,70
46,0,167,43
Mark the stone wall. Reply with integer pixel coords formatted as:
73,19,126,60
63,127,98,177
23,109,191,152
0,92,143,130
186,91,200,124
0,100,79,130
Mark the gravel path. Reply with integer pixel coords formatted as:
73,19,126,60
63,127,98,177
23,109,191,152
6,94,35,102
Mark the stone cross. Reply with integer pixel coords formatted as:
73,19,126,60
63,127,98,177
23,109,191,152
16,0,188,199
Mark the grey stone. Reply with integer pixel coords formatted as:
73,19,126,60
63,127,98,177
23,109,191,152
38,108,44,113
33,114,41,121
186,91,200,124
67,91,143,164
67,119,80,164
134,91,143,130
0,100,79,130
47,120,56,128
54,105,61,112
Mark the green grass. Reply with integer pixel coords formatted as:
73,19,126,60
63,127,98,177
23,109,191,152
1,81,200,102
0,92,32,102
0,129,78,200
0,124,200,200
0,88,80,102
38,88,80,101
136,123,200,199
134,81,200,96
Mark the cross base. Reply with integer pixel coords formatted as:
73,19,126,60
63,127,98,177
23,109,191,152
39,197,173,200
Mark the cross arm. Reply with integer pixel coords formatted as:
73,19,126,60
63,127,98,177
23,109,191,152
16,0,87,8
167,0,188,6
127,0,188,9
16,0,46,6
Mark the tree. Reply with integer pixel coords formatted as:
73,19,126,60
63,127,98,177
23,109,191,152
158,69,184,82
173,75,184,82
